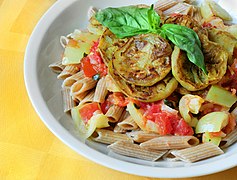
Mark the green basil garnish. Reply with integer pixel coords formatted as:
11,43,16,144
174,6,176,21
95,5,207,74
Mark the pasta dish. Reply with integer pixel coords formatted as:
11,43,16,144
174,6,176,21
49,0,237,163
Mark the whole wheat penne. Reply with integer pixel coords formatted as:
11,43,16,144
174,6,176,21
88,6,98,19
61,87,76,112
57,65,80,80
79,90,95,106
140,136,199,150
105,105,124,123
114,111,129,133
49,61,65,74
71,91,88,102
70,78,97,100
91,129,133,144
126,131,160,143
108,141,168,161
62,71,84,88
93,77,108,103
171,142,224,163
117,115,138,130
220,128,237,148
163,3,192,16
154,0,178,12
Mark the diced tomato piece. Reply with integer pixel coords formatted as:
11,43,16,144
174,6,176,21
107,92,129,107
78,102,100,124
81,40,107,78
90,40,100,54
81,56,97,77
173,119,194,136
100,99,113,114
141,101,194,136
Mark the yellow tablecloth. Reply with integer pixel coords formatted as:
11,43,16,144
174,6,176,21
1,0,237,179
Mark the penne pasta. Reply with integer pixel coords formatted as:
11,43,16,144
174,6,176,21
126,131,160,143
108,141,168,161
49,61,65,74
140,136,199,150
105,105,124,123
163,3,192,16
91,129,133,144
171,142,224,163
93,77,108,103
62,71,85,88
114,111,129,133
70,77,97,101
117,115,139,130
61,87,76,112
79,90,95,106
220,128,237,148
57,65,80,80
154,0,179,12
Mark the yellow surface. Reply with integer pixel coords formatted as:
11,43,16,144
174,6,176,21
1,0,237,179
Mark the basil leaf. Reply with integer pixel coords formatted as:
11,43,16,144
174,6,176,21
147,4,160,31
161,24,207,74
95,5,158,38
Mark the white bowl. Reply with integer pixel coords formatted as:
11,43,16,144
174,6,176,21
24,0,237,178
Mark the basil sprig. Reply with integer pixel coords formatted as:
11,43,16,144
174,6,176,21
95,5,207,74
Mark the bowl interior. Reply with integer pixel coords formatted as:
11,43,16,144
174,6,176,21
25,0,237,177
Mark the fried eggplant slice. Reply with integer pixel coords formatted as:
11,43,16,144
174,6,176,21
98,29,129,65
208,28,237,65
113,34,172,86
172,36,228,91
108,61,178,102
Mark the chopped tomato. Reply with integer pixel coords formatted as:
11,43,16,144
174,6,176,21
81,40,107,78
107,92,129,107
78,102,100,124
173,118,194,136
100,99,113,114
222,114,236,134
81,56,97,77
142,101,193,135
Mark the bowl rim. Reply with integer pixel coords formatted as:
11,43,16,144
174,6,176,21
24,0,237,178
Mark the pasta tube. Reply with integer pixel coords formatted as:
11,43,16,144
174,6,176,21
57,65,79,79
108,141,167,161
93,77,108,103
126,131,160,143
62,71,84,88
61,88,76,112
171,142,224,163
49,61,65,74
105,105,124,123
220,128,237,148
140,136,199,150
117,115,138,130
91,129,133,144
70,78,97,101
79,90,95,106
